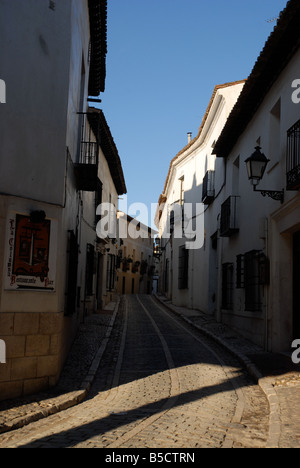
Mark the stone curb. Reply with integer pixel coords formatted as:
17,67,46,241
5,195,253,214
153,294,281,449
0,298,120,435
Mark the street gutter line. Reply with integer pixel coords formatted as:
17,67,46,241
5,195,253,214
107,295,181,449
150,296,246,448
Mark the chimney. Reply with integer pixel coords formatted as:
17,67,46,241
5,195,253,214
187,132,192,144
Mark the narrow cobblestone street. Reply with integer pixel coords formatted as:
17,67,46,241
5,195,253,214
0,296,270,448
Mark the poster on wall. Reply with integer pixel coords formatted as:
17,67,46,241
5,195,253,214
5,212,57,291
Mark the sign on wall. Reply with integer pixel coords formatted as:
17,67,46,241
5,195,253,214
5,212,57,291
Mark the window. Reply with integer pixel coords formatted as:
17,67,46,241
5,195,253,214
178,245,189,290
169,209,175,234
106,254,116,291
85,244,95,296
236,254,245,289
238,250,270,312
244,251,263,312
202,171,215,205
287,119,300,191
220,196,239,237
269,99,281,168
164,259,169,293
178,246,189,289
222,263,234,310
95,178,103,227
232,156,240,195
179,177,185,206
74,111,100,191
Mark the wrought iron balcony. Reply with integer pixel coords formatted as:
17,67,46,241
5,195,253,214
287,119,300,191
74,112,100,192
202,170,215,205
220,196,239,237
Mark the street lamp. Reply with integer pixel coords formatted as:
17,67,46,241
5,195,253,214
245,146,284,203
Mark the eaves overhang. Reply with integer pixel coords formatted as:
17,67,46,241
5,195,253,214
214,0,300,159
88,0,107,96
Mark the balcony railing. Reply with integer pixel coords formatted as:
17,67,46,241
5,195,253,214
74,113,100,192
202,170,215,205
80,141,98,165
287,119,300,191
220,196,239,237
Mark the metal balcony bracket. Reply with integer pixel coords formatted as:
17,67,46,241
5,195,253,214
254,186,284,204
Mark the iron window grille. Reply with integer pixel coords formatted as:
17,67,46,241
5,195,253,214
222,263,234,310
244,251,263,312
178,245,189,290
236,251,270,312
236,254,245,289
78,112,100,165
75,112,100,191
164,259,169,293
220,196,239,237
202,170,215,205
170,210,175,234
287,118,300,191
106,254,116,292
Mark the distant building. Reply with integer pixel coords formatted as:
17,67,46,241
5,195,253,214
116,212,157,295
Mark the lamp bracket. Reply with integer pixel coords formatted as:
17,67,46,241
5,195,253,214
253,186,284,204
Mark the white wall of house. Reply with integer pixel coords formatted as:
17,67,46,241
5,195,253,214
215,47,300,352
0,0,73,206
156,82,245,312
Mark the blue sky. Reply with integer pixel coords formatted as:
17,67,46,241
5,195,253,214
100,0,288,227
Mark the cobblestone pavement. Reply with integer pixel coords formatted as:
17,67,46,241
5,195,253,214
0,295,269,448
156,295,300,448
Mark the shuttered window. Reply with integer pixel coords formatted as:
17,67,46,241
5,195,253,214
222,263,234,310
178,246,189,290
106,254,116,292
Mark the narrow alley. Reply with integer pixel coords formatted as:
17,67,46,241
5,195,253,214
0,296,269,448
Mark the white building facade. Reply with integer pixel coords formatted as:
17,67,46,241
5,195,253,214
155,81,245,312
213,0,300,352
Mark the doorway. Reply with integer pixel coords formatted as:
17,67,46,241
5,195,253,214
293,231,300,339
